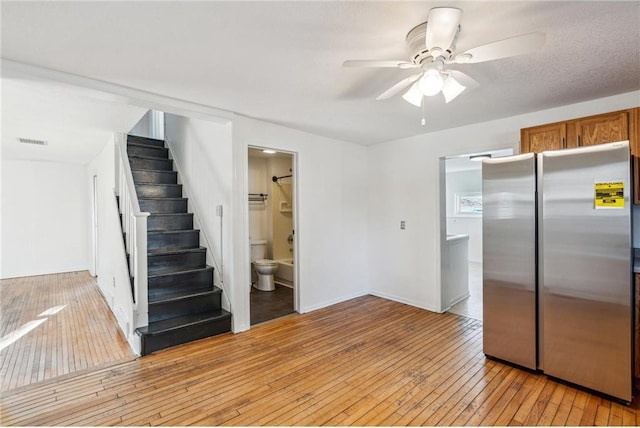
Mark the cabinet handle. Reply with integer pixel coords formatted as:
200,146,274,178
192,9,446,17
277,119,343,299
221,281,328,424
577,135,581,146
562,137,566,149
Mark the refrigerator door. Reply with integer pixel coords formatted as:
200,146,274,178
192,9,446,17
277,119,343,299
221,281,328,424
540,141,632,402
483,153,537,369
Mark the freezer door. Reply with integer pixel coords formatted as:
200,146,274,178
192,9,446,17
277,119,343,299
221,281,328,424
540,141,632,402
483,153,537,369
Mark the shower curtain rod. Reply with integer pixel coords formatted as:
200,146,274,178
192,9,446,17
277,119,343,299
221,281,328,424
272,174,292,182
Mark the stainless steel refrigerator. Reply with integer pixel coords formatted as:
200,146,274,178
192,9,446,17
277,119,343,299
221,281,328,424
482,141,632,402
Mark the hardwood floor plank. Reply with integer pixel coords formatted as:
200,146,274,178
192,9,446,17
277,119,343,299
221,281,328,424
1,291,637,426
0,271,134,393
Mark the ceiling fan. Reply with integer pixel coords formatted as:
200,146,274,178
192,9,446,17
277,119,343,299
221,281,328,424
344,7,545,106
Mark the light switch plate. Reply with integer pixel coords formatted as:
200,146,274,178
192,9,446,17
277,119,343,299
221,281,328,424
400,221,406,230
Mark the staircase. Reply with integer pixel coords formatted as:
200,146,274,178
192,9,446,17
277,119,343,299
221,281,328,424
125,134,231,355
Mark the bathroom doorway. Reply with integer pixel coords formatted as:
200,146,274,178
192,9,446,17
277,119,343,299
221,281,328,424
247,147,297,325
440,148,513,320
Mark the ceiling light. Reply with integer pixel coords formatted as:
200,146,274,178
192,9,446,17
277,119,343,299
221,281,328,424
441,75,466,103
262,149,276,154
402,82,423,107
469,154,492,161
418,69,443,97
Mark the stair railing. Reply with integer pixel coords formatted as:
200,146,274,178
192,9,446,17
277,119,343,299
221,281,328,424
115,133,150,328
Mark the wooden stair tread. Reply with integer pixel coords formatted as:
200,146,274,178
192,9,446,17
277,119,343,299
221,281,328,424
148,229,199,236
138,197,187,201
148,288,221,305
127,141,167,149
147,246,206,256
148,266,213,280
136,310,231,335
128,153,172,161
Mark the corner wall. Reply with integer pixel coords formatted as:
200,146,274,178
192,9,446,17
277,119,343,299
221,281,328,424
1,159,90,278
368,91,640,312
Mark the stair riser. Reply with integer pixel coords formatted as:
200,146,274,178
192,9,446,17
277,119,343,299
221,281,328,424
139,199,188,214
128,144,169,159
136,184,183,198
148,214,193,231
148,231,199,251
140,316,231,355
129,157,173,171
148,293,222,323
127,136,165,147
148,251,207,275
132,170,177,185
148,268,213,292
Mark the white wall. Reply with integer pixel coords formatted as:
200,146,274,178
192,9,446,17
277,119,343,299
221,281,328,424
164,113,235,318
1,159,90,278
233,115,370,329
247,155,270,247
87,137,138,353
368,91,640,313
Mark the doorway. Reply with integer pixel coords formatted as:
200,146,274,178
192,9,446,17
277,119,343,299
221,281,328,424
247,147,298,325
440,148,513,320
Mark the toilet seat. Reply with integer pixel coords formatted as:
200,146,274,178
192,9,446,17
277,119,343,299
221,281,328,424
254,259,278,267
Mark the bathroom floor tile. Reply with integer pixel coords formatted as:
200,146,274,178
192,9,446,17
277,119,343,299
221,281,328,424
250,284,294,325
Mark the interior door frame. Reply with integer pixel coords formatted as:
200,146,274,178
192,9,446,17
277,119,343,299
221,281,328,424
247,146,300,320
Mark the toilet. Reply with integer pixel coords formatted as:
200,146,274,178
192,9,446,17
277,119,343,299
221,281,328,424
250,240,278,292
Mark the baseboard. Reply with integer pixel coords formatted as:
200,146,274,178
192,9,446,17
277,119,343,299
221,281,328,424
300,290,369,313
369,290,440,313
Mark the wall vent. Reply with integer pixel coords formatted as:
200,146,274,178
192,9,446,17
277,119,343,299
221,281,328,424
18,137,48,146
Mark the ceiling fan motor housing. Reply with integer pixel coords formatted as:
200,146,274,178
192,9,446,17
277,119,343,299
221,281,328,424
405,21,459,65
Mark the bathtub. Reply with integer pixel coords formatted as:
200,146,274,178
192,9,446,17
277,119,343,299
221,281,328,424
274,258,294,287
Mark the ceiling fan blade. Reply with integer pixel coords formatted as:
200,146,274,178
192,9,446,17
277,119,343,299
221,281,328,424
402,81,423,107
451,32,545,64
376,73,423,100
343,60,419,69
441,75,466,103
425,7,462,52
448,70,479,89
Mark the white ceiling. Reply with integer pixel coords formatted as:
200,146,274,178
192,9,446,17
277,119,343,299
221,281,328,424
1,1,639,147
1,77,147,163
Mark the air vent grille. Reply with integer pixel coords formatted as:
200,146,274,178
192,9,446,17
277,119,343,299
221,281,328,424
18,138,48,146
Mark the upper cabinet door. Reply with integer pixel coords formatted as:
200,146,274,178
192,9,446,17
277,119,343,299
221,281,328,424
572,110,629,148
520,122,567,154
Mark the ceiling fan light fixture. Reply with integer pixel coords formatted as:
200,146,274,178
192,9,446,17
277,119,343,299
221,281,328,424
441,75,466,103
402,81,423,107
418,68,443,96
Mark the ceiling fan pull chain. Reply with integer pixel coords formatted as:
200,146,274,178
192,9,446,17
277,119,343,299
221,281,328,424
421,102,426,126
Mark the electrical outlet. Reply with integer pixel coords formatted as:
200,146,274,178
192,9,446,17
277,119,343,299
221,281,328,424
216,205,223,217
400,221,406,230
112,277,116,287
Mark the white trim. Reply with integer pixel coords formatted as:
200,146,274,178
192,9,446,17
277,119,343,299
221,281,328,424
231,125,250,333
300,291,370,314
368,291,440,314
1,59,234,123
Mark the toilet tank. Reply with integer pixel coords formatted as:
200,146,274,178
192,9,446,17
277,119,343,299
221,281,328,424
250,240,267,262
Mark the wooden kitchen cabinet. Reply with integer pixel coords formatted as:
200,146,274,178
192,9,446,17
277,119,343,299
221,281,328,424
520,122,567,153
567,110,629,150
521,108,638,155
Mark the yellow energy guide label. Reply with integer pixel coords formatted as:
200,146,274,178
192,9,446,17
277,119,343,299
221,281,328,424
594,181,624,209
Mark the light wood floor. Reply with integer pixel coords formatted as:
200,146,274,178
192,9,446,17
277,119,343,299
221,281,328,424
2,290,639,426
0,271,134,392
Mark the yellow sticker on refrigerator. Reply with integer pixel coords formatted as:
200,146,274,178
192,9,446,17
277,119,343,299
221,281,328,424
594,181,624,209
